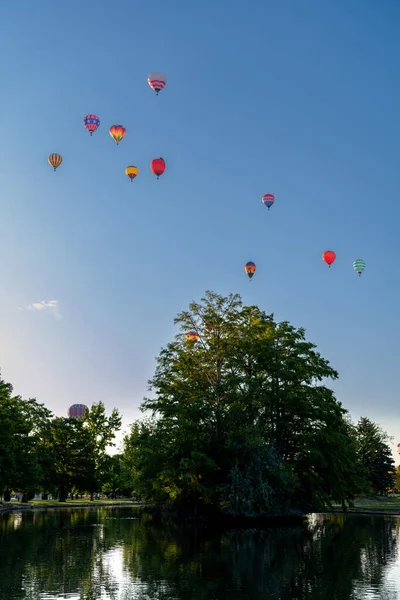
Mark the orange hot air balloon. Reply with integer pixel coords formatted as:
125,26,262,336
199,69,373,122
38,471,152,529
322,250,336,267
186,331,199,342
48,153,62,171
109,125,126,145
245,261,256,280
151,157,166,178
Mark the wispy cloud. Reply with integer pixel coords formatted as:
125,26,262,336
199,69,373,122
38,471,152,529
19,300,62,320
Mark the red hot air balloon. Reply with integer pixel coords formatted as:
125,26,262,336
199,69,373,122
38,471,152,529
150,157,166,179
67,404,88,418
322,250,336,268
397,443,400,455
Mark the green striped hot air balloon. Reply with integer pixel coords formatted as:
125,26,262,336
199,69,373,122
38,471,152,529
353,259,366,276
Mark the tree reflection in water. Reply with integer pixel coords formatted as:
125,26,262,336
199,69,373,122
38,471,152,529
0,509,399,599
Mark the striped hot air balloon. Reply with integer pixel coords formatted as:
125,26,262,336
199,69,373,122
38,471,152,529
262,194,275,210
353,259,366,276
48,153,63,171
67,404,88,419
186,331,199,342
109,125,126,145
83,114,100,136
147,72,167,95
245,261,256,280
125,166,139,182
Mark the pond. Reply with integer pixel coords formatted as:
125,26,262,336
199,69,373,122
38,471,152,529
1,508,400,599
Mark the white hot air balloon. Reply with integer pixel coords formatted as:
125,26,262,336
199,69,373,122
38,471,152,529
147,71,167,95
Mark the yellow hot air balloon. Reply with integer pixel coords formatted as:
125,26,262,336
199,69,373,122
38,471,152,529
125,165,139,182
48,153,62,171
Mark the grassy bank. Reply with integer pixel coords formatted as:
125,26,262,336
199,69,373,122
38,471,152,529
0,499,144,514
330,495,400,515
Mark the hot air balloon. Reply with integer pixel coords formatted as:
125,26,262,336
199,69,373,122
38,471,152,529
147,72,167,95
48,153,62,171
353,259,366,277
204,322,213,332
245,261,256,280
262,194,275,210
83,114,100,136
186,331,199,342
322,251,336,268
397,443,400,455
150,157,166,178
67,404,88,419
109,125,126,145
125,166,139,182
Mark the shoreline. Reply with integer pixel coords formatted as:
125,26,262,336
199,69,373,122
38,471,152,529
2,502,400,519
0,501,144,514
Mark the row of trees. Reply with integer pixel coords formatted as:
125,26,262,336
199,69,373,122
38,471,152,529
0,291,397,515
0,383,124,502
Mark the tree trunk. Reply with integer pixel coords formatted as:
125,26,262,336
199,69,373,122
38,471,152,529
59,487,67,502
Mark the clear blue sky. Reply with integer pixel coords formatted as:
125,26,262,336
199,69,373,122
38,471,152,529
1,0,399,455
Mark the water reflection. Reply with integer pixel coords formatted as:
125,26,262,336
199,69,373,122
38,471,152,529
1,508,400,599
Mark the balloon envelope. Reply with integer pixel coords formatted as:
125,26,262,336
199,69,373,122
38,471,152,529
262,194,275,209
322,250,336,266
151,157,166,177
148,72,167,94
245,261,256,279
125,165,139,181
109,125,126,144
83,114,100,135
186,331,199,342
67,404,87,418
48,153,62,171
353,259,366,276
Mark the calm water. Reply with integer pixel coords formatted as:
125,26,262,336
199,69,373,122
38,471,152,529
1,508,400,599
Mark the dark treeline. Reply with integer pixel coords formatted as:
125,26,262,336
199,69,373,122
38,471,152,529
0,291,396,515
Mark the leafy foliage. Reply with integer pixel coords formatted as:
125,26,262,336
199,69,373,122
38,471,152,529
123,291,364,516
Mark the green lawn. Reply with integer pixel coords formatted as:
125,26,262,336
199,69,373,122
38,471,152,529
331,495,400,513
1,498,143,511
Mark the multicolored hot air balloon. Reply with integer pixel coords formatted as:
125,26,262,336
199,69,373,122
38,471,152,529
353,259,366,277
150,157,166,178
83,114,100,136
48,153,62,171
109,125,126,145
322,251,336,268
147,72,167,95
125,166,139,182
67,404,88,419
186,331,199,342
262,194,275,210
245,261,256,280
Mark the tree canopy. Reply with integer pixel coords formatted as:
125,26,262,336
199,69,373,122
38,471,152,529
123,291,394,517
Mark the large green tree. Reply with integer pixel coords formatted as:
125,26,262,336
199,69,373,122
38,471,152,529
124,291,358,517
